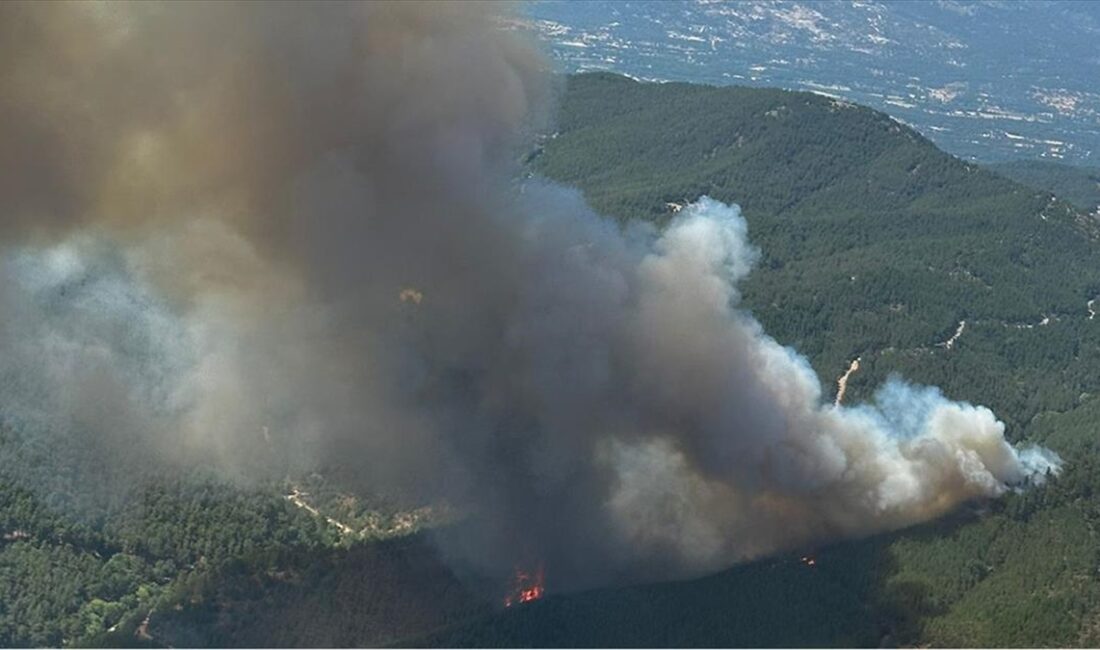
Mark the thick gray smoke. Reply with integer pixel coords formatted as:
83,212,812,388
0,1,1058,589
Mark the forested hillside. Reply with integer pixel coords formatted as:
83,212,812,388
988,160,1100,214
533,73,1100,437
6,71,1100,648
0,419,474,647
422,73,1100,647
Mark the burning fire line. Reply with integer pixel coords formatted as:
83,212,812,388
503,563,545,607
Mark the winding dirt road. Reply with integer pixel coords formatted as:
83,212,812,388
285,487,355,536
835,357,861,407
942,320,966,350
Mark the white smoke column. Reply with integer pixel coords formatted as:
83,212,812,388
598,197,1060,577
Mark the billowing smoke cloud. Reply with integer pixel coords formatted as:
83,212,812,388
0,1,1058,590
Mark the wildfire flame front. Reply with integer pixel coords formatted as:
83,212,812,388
504,564,545,607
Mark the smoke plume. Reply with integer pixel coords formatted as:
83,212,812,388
0,1,1058,589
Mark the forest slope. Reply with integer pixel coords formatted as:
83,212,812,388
987,160,1100,214
421,72,1100,647
6,72,1100,647
534,72,1100,435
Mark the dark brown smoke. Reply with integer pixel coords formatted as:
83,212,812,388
0,1,1057,591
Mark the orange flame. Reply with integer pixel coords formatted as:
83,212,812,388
503,563,545,607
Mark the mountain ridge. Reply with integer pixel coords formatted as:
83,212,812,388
416,72,1100,647
6,72,1100,648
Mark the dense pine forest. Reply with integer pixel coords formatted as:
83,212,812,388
430,73,1100,647
987,160,1100,214
5,72,1100,647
